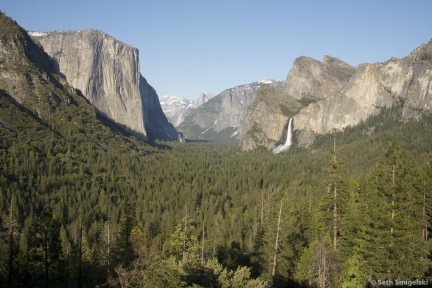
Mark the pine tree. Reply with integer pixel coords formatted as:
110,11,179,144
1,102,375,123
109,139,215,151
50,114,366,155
359,144,430,280
271,199,283,279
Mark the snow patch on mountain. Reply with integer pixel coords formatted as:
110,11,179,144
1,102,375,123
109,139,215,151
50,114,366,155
160,93,215,127
259,79,276,84
28,31,49,37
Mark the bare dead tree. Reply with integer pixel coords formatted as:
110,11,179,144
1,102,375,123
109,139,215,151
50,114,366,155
183,205,188,260
6,196,18,288
201,218,205,265
271,199,283,279
332,135,338,252
423,183,428,241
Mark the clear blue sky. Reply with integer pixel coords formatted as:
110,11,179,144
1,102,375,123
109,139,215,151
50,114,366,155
2,0,432,99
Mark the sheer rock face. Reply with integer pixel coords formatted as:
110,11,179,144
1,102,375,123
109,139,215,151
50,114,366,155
240,41,432,150
178,80,275,140
295,63,395,138
215,83,262,133
30,30,177,141
239,88,290,150
139,75,178,141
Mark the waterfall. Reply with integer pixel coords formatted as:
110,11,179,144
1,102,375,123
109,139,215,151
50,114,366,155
273,118,293,154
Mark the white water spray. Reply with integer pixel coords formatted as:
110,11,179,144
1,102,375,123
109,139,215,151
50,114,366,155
273,118,293,154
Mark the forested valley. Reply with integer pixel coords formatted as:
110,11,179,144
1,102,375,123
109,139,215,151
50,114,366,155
1,89,432,288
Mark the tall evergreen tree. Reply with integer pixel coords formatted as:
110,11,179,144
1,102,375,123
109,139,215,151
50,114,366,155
358,144,430,281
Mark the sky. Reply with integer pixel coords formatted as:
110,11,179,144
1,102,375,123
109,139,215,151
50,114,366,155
2,0,432,100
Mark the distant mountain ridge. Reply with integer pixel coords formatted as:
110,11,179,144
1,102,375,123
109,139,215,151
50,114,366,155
160,92,215,127
29,29,177,141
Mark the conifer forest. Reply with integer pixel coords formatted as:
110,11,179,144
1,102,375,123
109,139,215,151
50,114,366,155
2,96,432,287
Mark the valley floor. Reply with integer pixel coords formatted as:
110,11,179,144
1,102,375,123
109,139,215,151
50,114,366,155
1,105,432,287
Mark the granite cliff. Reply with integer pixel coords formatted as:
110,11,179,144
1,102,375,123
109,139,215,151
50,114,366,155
295,42,432,145
240,42,432,150
30,30,177,141
178,80,276,140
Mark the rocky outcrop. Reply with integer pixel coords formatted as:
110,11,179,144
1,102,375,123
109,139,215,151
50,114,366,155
240,57,355,150
30,30,177,141
240,41,432,150
0,15,70,119
285,56,355,100
194,92,215,107
178,80,276,140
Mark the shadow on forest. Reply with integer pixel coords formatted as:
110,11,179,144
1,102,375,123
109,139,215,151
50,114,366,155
151,138,212,150
217,242,258,274
184,266,220,287
96,111,177,150
273,276,312,288
96,111,147,141
151,141,173,150
185,139,212,143
216,242,311,288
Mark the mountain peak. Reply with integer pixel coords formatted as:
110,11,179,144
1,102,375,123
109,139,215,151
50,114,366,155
29,29,136,50
323,55,353,68
0,13,57,75
258,79,276,84
284,54,355,100
160,95,193,106
406,39,432,61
